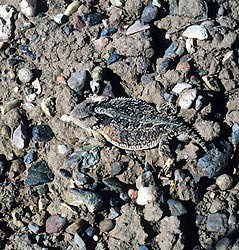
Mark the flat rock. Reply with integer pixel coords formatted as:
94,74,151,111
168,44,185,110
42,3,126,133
126,21,150,35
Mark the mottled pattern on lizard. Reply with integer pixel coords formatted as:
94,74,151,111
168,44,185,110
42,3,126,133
70,97,207,156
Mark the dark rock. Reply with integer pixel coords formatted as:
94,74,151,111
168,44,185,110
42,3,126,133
141,5,158,23
111,162,125,176
59,168,72,178
107,53,121,65
197,141,232,178
206,213,228,233
167,199,187,216
45,215,66,233
25,160,54,186
164,41,178,56
73,171,92,186
67,70,90,94
103,177,126,193
32,125,54,142
86,13,102,26
85,226,96,237
24,151,37,164
99,219,115,232
100,27,117,37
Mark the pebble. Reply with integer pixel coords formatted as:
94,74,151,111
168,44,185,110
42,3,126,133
172,83,192,95
65,188,103,213
90,80,100,94
86,13,102,26
59,168,72,178
24,151,37,164
206,213,228,233
197,141,232,178
103,177,126,193
0,5,15,40
53,13,67,25
182,25,208,40
94,37,110,50
152,0,161,8
136,186,158,205
1,125,11,138
41,97,56,117
32,125,54,142
107,53,121,65
141,5,158,23
110,0,124,7
92,66,103,82
67,70,90,94
45,215,66,233
128,189,138,200
74,16,86,31
231,123,239,145
12,122,28,149
164,41,178,56
126,21,150,35
210,199,225,213
156,57,172,73
138,245,149,250
28,222,40,234
99,219,114,232
25,160,54,186
17,68,33,83
111,162,125,175
100,27,117,37
85,226,96,237
64,0,81,16
74,233,87,250
215,237,231,250
167,199,187,216
19,0,37,17
57,144,70,155
73,171,92,186
216,174,233,191
178,88,197,109
64,148,100,170
62,23,74,35
109,207,120,219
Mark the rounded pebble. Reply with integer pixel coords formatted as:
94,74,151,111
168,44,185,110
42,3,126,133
231,123,239,145
64,0,81,16
19,0,37,17
172,83,192,95
216,174,233,191
17,68,33,83
141,5,158,23
32,125,54,142
99,219,115,232
59,168,72,178
67,70,90,94
46,215,66,234
182,25,208,40
178,88,197,109
215,237,231,250
85,226,96,237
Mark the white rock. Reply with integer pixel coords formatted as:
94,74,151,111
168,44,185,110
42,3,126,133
74,233,87,250
152,0,161,8
182,25,208,40
110,0,124,7
12,122,28,149
126,20,150,35
136,186,158,205
53,13,65,24
0,5,15,40
90,80,100,94
19,0,37,17
178,88,197,109
64,0,80,16
185,38,196,54
18,68,33,83
172,83,192,95
58,144,70,155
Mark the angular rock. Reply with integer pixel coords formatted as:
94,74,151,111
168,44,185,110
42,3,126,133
141,5,158,23
206,213,228,233
0,5,15,41
46,215,66,233
67,70,90,94
126,21,150,35
32,125,54,142
12,122,28,149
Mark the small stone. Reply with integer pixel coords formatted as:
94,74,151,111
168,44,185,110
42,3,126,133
64,0,81,16
215,237,231,250
100,27,117,37
231,123,239,145
17,68,33,83
99,219,115,232
92,66,103,82
73,171,92,186
136,186,158,205
28,222,40,234
182,25,208,40
56,75,67,84
65,188,103,213
156,57,173,73
94,37,109,50
109,207,120,219
73,16,86,31
46,215,66,233
53,13,67,25
86,13,102,26
62,23,74,35
19,0,37,17
74,233,87,250
67,70,90,94
90,80,100,94
206,213,228,233
32,125,54,142
41,97,56,117
107,53,121,65
141,5,158,23
1,125,11,138
210,199,226,213
128,189,138,200
24,151,37,164
164,41,179,56
110,0,124,7
152,0,161,8
58,144,70,155
126,21,150,35
85,226,96,237
178,88,197,109
172,83,192,95
167,199,187,216
0,5,15,40
12,122,28,149
138,245,149,250
59,168,72,178
25,160,54,186
216,174,233,191
111,162,124,175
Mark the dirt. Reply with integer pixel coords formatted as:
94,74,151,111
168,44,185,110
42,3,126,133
1,0,239,249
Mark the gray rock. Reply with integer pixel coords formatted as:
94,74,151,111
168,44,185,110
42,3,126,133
143,202,163,222
141,5,158,23
12,122,28,149
99,219,115,232
215,237,231,250
65,188,103,212
28,222,40,234
216,174,233,191
67,70,90,94
74,233,87,250
206,213,228,233
167,199,187,216
111,162,125,176
178,0,208,19
231,123,239,145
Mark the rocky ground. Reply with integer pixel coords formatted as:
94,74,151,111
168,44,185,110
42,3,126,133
1,0,239,249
